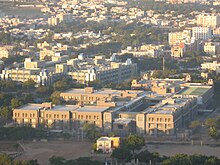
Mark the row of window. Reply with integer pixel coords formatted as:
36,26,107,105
148,117,171,122
77,115,99,120
45,114,67,119
14,113,36,118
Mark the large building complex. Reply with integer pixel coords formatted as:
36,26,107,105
67,55,137,84
13,82,213,137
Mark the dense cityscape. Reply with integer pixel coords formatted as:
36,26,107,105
0,0,220,164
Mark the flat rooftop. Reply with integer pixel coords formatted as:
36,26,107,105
61,88,121,95
76,106,110,112
61,88,145,96
16,104,79,111
177,86,211,96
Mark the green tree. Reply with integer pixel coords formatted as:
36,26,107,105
27,160,39,165
205,118,217,128
49,156,65,165
83,123,101,141
126,134,145,154
36,86,52,96
135,150,161,164
0,106,12,119
22,79,36,90
53,78,72,91
204,157,220,165
162,154,192,165
209,127,218,139
11,98,22,109
189,120,201,129
50,91,62,105
0,154,12,165
111,147,132,162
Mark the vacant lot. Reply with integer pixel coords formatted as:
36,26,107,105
16,140,92,165
148,144,220,158
0,141,22,153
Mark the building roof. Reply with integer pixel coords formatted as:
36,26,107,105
76,106,110,112
15,104,79,111
177,86,211,96
114,118,133,124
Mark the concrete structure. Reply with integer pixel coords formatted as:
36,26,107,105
197,14,220,28
67,55,137,84
136,97,197,136
168,30,191,46
0,46,14,59
0,58,64,86
13,83,213,137
192,27,212,40
201,61,220,71
121,45,164,57
175,84,213,108
204,42,220,55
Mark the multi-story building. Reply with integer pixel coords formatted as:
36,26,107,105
168,30,191,45
13,83,213,137
13,102,112,130
203,42,220,55
0,46,14,59
192,27,212,40
201,61,220,71
0,58,64,86
60,87,145,105
67,55,137,84
197,14,220,28
136,97,197,136
121,44,164,57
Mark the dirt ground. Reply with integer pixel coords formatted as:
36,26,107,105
0,141,22,153
16,140,92,165
147,144,220,158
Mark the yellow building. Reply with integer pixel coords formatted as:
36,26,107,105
60,87,144,105
204,42,220,55
136,97,197,136
39,49,55,60
13,102,111,130
168,30,191,46
197,14,220,28
96,136,120,153
0,46,14,59
0,58,64,86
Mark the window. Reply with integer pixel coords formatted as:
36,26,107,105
118,125,123,129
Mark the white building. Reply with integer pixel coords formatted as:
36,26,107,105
192,27,212,40
201,61,220,71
